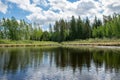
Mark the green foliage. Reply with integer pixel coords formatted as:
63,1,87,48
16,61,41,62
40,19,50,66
1,17,32,40
70,16,77,40
92,14,120,38
92,16,102,29
76,16,83,39
41,31,50,41
83,17,91,39
0,14,120,42
30,27,43,40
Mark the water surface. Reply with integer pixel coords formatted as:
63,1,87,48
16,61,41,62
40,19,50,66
0,47,120,80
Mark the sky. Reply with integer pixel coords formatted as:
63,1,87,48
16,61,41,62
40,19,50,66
0,0,120,29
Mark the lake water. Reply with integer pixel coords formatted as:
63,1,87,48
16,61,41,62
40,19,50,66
0,47,120,80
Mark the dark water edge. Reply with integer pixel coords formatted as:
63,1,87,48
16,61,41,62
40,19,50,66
0,47,120,80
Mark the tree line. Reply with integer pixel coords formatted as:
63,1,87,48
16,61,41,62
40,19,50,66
0,14,120,42
0,17,49,41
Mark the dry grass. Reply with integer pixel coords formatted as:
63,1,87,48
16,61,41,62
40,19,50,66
62,38,120,46
0,39,60,47
0,38,120,47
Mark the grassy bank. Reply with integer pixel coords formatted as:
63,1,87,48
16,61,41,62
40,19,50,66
0,39,60,47
62,38,120,46
0,38,120,47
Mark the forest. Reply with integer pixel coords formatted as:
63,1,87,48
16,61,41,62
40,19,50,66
0,13,120,42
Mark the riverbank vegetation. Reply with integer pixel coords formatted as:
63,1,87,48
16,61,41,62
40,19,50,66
0,13,120,44
0,39,60,47
0,38,120,47
62,38,120,46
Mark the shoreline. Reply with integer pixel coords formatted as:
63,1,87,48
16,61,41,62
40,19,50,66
0,44,60,47
0,39,120,47
62,42,120,46
0,42,120,47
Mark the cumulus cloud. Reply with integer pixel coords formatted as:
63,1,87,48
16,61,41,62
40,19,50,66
26,10,59,25
76,1,96,15
33,0,48,7
26,0,106,25
0,0,8,14
7,0,42,12
100,0,120,15
5,0,120,25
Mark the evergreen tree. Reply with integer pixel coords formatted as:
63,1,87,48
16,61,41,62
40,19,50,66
41,31,50,41
83,17,91,39
92,16,102,29
70,16,77,40
49,24,53,41
76,16,83,39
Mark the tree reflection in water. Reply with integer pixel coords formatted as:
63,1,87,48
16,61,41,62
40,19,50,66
0,47,120,80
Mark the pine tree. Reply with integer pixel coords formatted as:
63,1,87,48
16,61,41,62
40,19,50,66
70,16,77,40
76,16,83,39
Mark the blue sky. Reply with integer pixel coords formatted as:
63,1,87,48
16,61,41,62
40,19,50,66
0,0,120,29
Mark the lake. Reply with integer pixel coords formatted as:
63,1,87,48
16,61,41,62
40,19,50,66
0,47,120,80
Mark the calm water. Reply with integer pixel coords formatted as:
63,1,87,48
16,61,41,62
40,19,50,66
0,47,120,80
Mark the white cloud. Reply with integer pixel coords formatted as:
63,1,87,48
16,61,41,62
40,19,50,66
33,0,48,7
7,0,42,13
26,10,59,25
6,0,120,26
76,1,96,15
27,0,104,25
0,0,8,14
101,0,120,15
